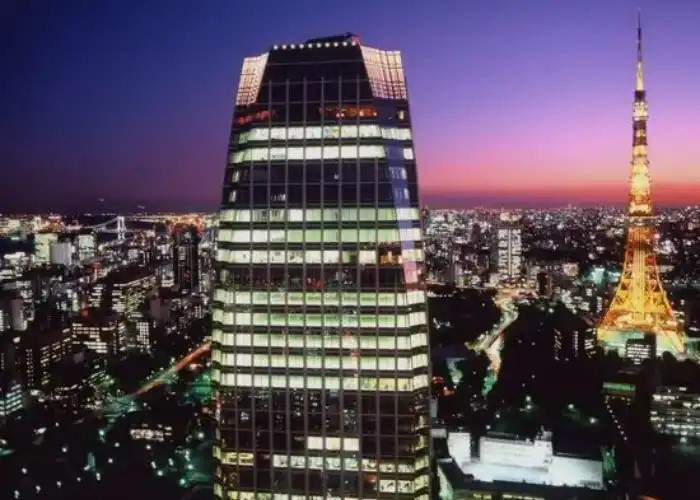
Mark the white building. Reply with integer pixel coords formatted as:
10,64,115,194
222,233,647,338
494,213,522,280
77,233,97,262
50,241,73,266
0,217,21,236
34,232,58,265
445,431,603,490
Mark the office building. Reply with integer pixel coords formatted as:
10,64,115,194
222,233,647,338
650,385,700,439
134,316,153,351
50,240,73,266
0,217,22,237
77,232,97,262
624,334,656,364
71,311,126,356
212,34,430,499
494,213,522,281
88,266,156,318
0,292,26,331
16,325,72,389
553,323,596,363
0,375,24,422
173,225,200,294
34,232,58,265
109,267,156,319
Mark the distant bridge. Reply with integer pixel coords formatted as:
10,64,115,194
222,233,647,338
64,216,130,242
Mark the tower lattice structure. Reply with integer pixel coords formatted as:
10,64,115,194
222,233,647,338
597,15,684,354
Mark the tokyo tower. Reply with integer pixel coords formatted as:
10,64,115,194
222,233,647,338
597,15,685,355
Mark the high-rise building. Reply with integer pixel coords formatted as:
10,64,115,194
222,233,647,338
88,266,156,317
108,266,156,319
17,325,72,389
212,34,431,500
50,240,73,266
173,226,200,294
34,232,58,265
598,17,684,356
494,213,522,281
77,232,97,262
0,292,26,331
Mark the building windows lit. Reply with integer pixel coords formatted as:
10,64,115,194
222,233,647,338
213,33,429,499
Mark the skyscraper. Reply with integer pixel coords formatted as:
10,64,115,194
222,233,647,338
34,232,57,265
173,225,200,294
493,213,522,281
597,17,684,356
50,240,73,267
77,232,97,263
212,34,431,499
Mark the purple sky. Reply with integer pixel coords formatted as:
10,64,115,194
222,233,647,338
2,0,700,213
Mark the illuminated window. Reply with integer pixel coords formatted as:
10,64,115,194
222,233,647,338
235,53,269,106
361,47,407,99
238,125,409,144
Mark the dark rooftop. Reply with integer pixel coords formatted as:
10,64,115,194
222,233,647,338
304,33,359,45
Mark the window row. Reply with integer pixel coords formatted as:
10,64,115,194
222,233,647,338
212,352,429,371
219,489,429,500
216,248,423,265
212,310,427,329
228,185,413,205
216,266,419,289
212,371,430,391
212,289,426,307
230,146,414,164
217,227,422,244
211,331,429,352
307,436,359,451
236,125,411,144
230,168,408,184
219,207,420,223
269,454,420,474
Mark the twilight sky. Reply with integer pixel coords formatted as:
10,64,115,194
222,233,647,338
2,0,700,212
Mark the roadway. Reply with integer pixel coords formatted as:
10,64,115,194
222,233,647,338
469,289,520,376
130,342,211,398
106,342,211,416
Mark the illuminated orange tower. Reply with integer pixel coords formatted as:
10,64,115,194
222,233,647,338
598,15,684,355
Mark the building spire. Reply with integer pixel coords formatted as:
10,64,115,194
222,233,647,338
636,10,644,91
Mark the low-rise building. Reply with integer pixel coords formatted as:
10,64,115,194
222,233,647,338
438,431,604,499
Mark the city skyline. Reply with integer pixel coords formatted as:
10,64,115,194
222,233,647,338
3,0,700,212
5,3,700,498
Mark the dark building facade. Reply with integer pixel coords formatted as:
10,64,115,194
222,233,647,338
173,225,200,294
212,34,431,499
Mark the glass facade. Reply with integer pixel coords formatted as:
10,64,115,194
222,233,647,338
212,34,430,500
